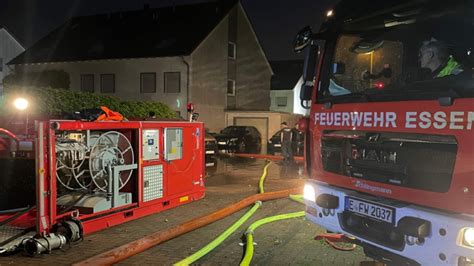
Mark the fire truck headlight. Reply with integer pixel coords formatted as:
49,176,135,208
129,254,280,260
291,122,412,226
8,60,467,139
303,184,316,202
13,97,29,111
463,228,474,248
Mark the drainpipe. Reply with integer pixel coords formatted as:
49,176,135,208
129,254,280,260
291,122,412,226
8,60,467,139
181,56,190,114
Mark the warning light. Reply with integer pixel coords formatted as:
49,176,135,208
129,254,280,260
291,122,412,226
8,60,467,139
187,103,194,113
374,81,385,90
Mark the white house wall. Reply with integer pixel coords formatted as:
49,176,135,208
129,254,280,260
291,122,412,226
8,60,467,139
270,90,293,113
270,77,309,116
235,4,272,110
190,9,228,132
15,57,189,115
190,3,273,132
11,4,272,131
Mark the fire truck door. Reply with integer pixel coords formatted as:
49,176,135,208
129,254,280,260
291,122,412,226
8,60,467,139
164,127,193,195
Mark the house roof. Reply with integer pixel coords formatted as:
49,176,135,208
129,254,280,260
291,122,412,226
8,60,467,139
270,60,304,90
9,0,238,65
0,27,24,49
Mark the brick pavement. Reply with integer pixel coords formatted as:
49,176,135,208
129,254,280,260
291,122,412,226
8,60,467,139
0,157,371,265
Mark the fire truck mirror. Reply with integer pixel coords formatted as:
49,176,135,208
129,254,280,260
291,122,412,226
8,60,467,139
300,42,319,106
293,26,313,53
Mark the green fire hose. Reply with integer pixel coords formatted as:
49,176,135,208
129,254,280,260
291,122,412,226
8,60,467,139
174,201,262,266
239,211,306,266
174,161,303,266
288,194,304,204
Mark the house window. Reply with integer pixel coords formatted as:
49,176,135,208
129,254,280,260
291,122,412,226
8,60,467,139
276,96,288,107
164,72,180,93
227,79,235,96
80,74,94,92
0,58,3,71
228,42,236,59
100,74,115,93
140,73,156,93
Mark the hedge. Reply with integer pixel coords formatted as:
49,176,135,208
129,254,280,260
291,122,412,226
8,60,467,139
0,86,176,119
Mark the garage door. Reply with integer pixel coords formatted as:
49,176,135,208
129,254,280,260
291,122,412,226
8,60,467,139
233,117,268,154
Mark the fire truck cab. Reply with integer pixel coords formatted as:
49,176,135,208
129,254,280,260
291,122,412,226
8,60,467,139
296,0,474,265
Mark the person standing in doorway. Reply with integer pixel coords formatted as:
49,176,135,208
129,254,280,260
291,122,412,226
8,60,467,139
292,122,304,157
280,122,293,162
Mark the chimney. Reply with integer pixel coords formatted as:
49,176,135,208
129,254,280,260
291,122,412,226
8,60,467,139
144,4,150,10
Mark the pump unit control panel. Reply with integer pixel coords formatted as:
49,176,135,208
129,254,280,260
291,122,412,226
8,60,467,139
142,129,159,161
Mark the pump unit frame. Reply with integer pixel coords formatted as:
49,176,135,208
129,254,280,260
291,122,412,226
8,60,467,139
0,119,205,254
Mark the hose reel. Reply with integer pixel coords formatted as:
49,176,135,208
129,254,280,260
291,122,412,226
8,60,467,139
55,131,135,192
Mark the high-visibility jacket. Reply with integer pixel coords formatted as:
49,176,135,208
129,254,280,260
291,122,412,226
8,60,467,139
436,56,463,78
96,106,124,121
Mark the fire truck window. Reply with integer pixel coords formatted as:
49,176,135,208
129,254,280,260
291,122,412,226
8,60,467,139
164,128,183,161
325,6,473,100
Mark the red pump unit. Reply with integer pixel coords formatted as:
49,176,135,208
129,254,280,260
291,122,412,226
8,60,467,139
0,119,205,255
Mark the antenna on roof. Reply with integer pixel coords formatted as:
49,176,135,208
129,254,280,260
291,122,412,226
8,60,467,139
172,0,176,12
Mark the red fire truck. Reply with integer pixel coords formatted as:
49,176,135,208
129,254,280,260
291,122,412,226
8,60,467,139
296,0,473,265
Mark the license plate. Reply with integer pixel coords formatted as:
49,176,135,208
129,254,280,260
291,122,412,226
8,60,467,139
345,197,395,224
218,141,227,145
205,150,215,154
274,144,281,147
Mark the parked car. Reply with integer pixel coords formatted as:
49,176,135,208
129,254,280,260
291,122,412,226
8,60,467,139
214,126,261,153
205,129,218,157
267,129,304,156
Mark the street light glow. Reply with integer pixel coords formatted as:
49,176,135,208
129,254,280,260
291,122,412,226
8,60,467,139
13,97,29,111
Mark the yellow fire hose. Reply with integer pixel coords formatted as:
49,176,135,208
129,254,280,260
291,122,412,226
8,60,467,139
258,161,272,194
173,201,262,266
239,211,306,266
173,161,301,266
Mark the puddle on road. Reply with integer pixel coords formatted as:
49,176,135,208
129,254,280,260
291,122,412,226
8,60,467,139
205,155,306,186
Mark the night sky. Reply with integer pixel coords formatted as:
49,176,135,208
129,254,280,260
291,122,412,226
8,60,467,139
0,0,336,60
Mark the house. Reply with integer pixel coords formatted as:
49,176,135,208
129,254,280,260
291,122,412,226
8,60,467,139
269,60,308,116
0,27,25,95
8,1,272,132
220,60,308,152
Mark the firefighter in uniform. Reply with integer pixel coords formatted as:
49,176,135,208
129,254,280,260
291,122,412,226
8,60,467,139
419,39,464,78
280,122,293,162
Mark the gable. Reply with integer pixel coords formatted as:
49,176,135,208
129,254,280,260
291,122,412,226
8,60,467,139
236,3,273,75
9,1,238,65
0,28,24,50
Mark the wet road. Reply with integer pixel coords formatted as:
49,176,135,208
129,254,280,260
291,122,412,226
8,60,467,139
205,155,306,187
0,155,370,265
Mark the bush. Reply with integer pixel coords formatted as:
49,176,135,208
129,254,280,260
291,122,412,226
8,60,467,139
0,86,176,119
